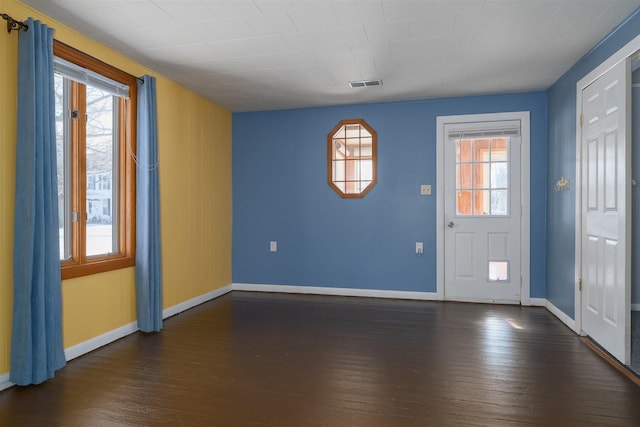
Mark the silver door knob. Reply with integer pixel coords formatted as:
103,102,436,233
447,221,454,228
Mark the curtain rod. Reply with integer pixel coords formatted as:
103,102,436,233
1,13,28,34
3,16,144,84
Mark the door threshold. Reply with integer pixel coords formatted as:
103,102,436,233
580,336,640,386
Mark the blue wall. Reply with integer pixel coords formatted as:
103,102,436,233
547,9,640,318
233,93,547,296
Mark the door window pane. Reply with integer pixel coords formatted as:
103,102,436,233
491,190,508,215
491,162,508,188
456,190,472,215
456,164,472,189
490,138,507,160
456,139,472,162
474,163,490,189
474,190,490,215
454,137,510,216
472,139,490,162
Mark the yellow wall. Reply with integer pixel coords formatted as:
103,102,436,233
0,0,232,376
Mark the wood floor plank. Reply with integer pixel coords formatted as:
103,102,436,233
1,292,640,426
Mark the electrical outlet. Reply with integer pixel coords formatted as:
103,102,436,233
270,241,277,252
420,184,431,195
416,242,423,255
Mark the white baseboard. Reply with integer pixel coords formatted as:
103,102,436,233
163,284,233,319
0,286,627,392
1,284,233,391
545,299,578,333
64,321,139,361
233,285,586,340
232,283,438,301
527,298,547,307
0,291,570,394
442,296,520,304
0,372,12,392
66,284,233,362
65,284,232,360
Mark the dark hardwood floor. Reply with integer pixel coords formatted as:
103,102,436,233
1,291,639,426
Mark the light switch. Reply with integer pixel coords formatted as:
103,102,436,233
420,184,431,195
416,242,423,255
270,241,277,252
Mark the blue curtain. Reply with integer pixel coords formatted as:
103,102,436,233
136,75,163,332
11,18,66,386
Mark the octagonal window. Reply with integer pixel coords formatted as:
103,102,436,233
327,119,377,198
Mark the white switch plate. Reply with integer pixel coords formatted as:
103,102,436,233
270,241,277,252
415,242,423,255
420,184,431,195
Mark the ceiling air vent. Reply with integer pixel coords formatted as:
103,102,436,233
348,79,383,88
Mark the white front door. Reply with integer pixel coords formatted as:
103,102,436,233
443,120,522,303
580,58,631,364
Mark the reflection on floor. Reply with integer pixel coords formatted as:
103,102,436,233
2,293,640,425
632,311,640,375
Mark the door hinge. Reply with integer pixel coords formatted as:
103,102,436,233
578,278,582,292
579,114,583,128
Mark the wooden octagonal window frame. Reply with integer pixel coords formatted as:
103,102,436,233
327,119,377,198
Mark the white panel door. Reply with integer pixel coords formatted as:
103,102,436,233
443,121,521,303
581,59,631,364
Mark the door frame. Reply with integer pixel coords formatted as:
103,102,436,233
574,33,640,336
436,111,531,304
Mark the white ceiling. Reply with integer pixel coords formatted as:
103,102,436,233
20,0,640,112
